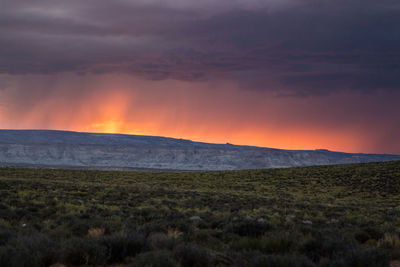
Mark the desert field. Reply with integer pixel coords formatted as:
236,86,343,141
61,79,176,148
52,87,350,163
0,161,400,266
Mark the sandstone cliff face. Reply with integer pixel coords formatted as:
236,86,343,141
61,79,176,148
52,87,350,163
0,130,399,170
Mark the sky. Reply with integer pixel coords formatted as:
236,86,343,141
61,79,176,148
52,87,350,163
0,0,399,154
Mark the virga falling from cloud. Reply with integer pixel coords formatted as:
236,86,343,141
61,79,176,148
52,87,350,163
0,0,399,153
1,73,399,153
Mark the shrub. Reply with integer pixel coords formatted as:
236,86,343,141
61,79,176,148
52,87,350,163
0,219,11,228
232,237,264,252
174,243,214,267
148,232,176,250
298,235,350,263
102,233,145,263
130,250,177,267
378,233,400,247
62,237,107,266
230,220,271,237
261,234,295,254
214,252,234,266
318,258,347,267
70,220,90,236
354,230,371,244
246,252,316,267
0,246,14,267
232,234,295,254
18,234,60,267
344,248,391,267
138,222,169,237
377,233,400,260
0,234,60,267
0,228,15,245
363,227,384,240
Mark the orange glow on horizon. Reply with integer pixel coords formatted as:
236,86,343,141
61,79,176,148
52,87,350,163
74,119,360,153
0,114,378,153
1,73,397,154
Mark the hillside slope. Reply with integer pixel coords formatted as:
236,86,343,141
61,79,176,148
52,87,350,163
0,130,399,170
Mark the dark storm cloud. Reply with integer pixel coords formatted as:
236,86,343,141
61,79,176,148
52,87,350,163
1,0,400,94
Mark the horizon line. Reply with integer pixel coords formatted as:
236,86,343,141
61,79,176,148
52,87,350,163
1,128,399,156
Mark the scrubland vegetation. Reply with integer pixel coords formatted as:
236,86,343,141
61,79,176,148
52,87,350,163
0,161,400,266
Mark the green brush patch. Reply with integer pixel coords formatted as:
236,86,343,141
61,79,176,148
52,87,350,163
0,161,399,266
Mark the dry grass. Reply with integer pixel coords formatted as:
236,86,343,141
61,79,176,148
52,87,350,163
379,233,400,260
88,227,105,237
167,228,183,239
378,233,400,249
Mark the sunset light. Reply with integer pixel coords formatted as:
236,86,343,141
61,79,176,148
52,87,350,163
1,1,400,265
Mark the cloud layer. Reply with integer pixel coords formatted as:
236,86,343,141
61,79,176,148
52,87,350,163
0,0,399,153
1,0,400,94
1,73,399,154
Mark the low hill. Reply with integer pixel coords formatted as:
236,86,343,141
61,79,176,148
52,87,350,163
0,129,399,170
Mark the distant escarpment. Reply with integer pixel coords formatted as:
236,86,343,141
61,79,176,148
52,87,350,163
0,130,399,170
